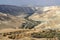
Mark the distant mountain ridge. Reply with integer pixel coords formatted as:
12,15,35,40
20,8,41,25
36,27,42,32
0,5,35,17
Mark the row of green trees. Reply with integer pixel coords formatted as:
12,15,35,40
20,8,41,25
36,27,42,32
31,29,60,40
21,19,41,29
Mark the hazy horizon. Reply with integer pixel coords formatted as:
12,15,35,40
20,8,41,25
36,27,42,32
0,0,60,6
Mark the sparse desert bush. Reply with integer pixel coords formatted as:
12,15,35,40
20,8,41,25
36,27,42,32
2,33,7,37
1,29,60,40
8,34,16,39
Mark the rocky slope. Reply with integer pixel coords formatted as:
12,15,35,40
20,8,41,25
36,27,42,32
29,6,60,30
0,12,26,29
